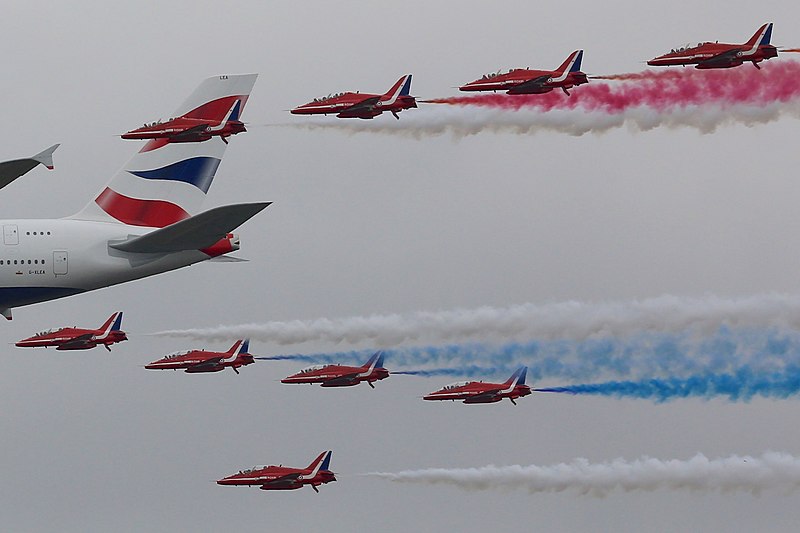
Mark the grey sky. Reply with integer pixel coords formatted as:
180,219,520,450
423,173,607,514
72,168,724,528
2,1,800,532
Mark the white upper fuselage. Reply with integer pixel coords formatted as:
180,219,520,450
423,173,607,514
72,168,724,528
0,218,212,310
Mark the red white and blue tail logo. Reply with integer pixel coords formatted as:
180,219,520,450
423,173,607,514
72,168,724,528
72,74,258,228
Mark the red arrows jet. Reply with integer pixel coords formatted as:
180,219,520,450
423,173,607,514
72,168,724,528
145,339,253,374
122,96,246,143
217,451,335,493
291,75,416,119
423,367,530,405
15,312,126,351
648,23,777,69
281,352,388,388
459,51,587,95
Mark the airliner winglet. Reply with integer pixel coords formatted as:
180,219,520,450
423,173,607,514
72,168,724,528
0,143,60,190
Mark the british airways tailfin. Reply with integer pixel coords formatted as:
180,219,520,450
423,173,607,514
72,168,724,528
71,74,258,228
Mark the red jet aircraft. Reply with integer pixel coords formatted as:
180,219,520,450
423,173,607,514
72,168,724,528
423,367,530,405
145,339,253,374
291,75,416,119
217,451,335,493
648,23,777,69
459,50,587,95
122,96,246,143
281,352,388,388
15,312,126,351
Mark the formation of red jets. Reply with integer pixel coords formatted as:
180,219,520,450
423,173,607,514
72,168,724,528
113,22,784,148
16,313,532,493
39,23,785,493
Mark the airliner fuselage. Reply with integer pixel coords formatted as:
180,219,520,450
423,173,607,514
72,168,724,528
0,218,234,313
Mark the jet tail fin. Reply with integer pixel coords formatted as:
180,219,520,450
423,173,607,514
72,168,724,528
379,75,413,105
108,202,270,254
225,339,244,355
555,50,584,74
746,23,773,47
238,338,250,355
362,351,385,370
307,451,332,476
98,312,123,335
504,366,527,387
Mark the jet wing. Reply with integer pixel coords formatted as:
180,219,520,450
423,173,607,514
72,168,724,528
56,333,96,350
320,373,360,387
462,388,503,404
507,75,552,94
171,124,210,140
259,473,303,490
0,144,59,190
109,202,270,253
337,96,382,118
186,357,225,372
697,48,743,68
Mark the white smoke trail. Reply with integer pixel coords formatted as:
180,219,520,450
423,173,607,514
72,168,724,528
368,452,800,496
153,293,800,346
281,101,799,139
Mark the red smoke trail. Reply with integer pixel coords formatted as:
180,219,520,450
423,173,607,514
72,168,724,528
428,61,800,113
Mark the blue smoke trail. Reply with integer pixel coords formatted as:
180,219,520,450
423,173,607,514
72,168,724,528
535,366,800,402
260,328,800,381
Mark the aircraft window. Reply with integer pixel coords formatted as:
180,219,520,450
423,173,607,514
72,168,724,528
300,364,328,374
442,381,470,390
26,232,30,235
13,260,17,265
27,260,31,264
47,232,51,235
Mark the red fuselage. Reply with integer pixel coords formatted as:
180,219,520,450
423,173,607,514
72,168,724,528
291,93,417,119
459,69,588,94
16,328,127,350
145,349,253,373
424,380,531,404
281,363,389,387
217,466,336,491
648,43,777,69
122,118,246,142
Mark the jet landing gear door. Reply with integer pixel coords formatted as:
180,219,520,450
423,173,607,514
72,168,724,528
53,251,68,276
3,225,18,245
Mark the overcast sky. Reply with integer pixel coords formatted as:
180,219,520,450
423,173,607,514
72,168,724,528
2,2,800,532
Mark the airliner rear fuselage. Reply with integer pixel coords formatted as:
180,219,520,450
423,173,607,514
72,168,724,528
0,218,231,312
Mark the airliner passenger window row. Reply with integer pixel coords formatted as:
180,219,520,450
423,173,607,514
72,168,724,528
24,231,51,236
0,259,46,265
